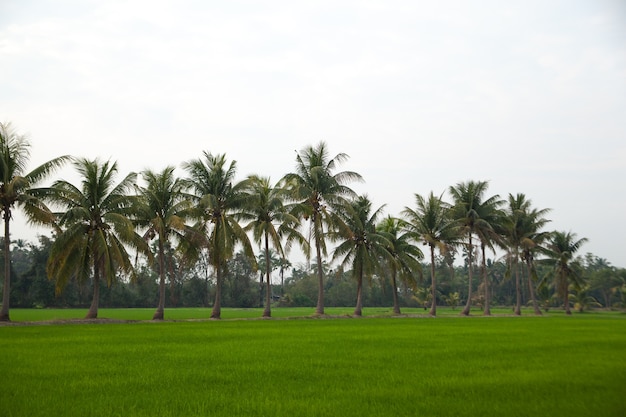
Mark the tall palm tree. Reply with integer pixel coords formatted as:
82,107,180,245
0,122,69,321
134,166,193,320
282,141,361,315
402,192,457,316
541,231,588,315
183,152,253,319
331,195,390,317
504,193,552,315
448,180,501,316
241,175,307,317
46,158,148,319
376,216,423,315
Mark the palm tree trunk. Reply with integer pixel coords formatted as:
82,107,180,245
263,233,271,318
482,244,490,316
0,212,12,321
153,238,166,320
86,260,100,319
526,260,542,315
354,266,363,317
564,284,572,315
211,263,222,319
514,259,521,315
461,236,473,316
314,224,325,316
391,268,401,315
429,245,436,317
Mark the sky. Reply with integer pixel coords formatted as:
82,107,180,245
1,0,625,267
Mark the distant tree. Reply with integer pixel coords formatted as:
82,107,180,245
0,121,68,321
569,285,601,313
46,158,148,319
282,141,361,315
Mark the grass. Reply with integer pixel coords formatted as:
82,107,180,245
1,309,625,416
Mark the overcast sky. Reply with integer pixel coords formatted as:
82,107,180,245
1,0,625,267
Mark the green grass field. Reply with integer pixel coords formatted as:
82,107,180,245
1,308,625,417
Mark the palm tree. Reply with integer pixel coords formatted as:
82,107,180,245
46,158,147,319
448,180,501,316
182,152,253,319
242,175,307,317
0,122,68,321
134,166,193,320
542,231,588,315
331,195,390,317
402,192,457,317
376,216,423,315
503,194,552,315
276,256,292,295
282,141,362,315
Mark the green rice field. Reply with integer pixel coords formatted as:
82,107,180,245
1,308,625,417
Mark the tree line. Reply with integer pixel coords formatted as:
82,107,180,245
1,121,625,321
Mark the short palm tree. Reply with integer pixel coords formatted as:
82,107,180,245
541,231,588,315
46,158,148,319
376,216,423,315
134,166,193,320
282,141,361,315
448,180,501,316
331,195,390,317
241,175,307,317
0,122,69,321
402,192,456,316
183,152,254,319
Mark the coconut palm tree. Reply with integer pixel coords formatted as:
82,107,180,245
541,231,588,314
182,152,253,319
0,122,69,321
402,192,457,316
282,141,361,315
133,166,194,320
331,195,390,317
241,175,307,317
503,194,552,315
448,180,501,316
46,158,148,319
376,216,423,315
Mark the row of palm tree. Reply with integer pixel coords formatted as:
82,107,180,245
1,122,590,321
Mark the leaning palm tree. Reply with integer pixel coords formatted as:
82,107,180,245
241,175,308,317
46,158,148,319
133,166,194,320
376,215,423,315
541,231,588,315
331,195,390,317
448,180,501,316
182,152,254,319
0,122,69,321
402,192,457,316
282,141,362,315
